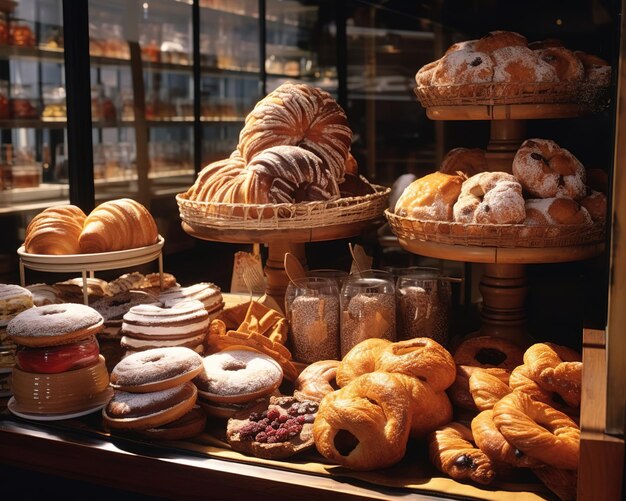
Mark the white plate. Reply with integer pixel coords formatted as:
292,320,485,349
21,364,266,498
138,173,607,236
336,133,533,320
17,236,164,273
7,396,107,421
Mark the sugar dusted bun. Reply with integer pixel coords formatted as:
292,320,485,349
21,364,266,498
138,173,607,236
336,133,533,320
394,172,464,221
535,47,584,82
575,50,612,86
79,198,158,253
238,82,351,183
491,46,557,84
580,190,607,222
474,31,528,54
431,50,494,87
24,205,87,255
524,198,592,226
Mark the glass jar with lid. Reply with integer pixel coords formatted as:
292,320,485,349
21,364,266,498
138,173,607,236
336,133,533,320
340,270,396,356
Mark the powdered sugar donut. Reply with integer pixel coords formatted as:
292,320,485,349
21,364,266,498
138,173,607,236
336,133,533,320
110,346,203,392
512,139,587,200
194,349,283,404
7,303,103,347
103,382,198,431
453,172,526,224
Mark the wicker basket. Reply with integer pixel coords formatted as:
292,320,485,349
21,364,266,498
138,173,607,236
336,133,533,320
414,81,610,111
385,210,605,248
177,186,391,232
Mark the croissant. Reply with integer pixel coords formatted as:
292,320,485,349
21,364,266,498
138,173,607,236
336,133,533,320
428,422,496,485
335,338,391,387
294,360,339,402
24,205,87,254
78,198,158,253
468,368,512,411
313,371,412,471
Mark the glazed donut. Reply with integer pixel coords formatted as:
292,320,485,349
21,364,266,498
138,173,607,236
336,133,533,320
439,148,487,177
7,303,103,348
121,300,210,340
492,391,580,469
453,336,524,371
471,409,542,468
24,205,87,255
468,369,512,411
580,190,607,222
16,335,100,374
194,349,283,403
524,198,592,226
245,145,341,204
137,405,207,441
184,151,246,202
523,343,582,407
512,139,587,200
335,338,391,387
103,381,198,431
473,31,528,54
574,50,612,86
238,82,352,182
79,198,158,254
448,365,510,411
294,360,339,402
491,46,557,84
453,172,526,224
376,338,456,393
110,347,204,393
536,47,584,82
428,422,496,485
531,465,578,501
431,50,494,86
394,172,464,221
509,365,579,418
313,371,412,471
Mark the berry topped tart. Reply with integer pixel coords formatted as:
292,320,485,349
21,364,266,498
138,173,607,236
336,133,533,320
226,395,318,460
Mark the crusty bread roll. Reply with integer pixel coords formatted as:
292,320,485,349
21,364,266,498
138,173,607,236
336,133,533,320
24,205,87,254
78,198,158,253
394,172,464,221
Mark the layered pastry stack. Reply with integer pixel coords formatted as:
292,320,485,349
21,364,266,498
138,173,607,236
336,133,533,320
6,303,112,416
0,284,34,396
184,82,375,214
103,347,206,441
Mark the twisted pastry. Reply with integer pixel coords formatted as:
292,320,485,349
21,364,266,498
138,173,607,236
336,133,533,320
335,338,391,387
24,205,87,254
428,422,496,485
185,151,245,202
238,82,352,182
471,409,541,468
78,198,158,253
246,145,340,204
294,360,339,402
523,343,582,407
468,369,512,411
313,371,412,471
492,391,580,470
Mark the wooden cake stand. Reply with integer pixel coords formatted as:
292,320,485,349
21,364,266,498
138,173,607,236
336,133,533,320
396,101,606,345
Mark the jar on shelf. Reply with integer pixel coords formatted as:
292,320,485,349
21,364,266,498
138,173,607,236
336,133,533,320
396,269,452,346
11,147,41,189
0,13,8,46
10,85,39,119
307,269,349,290
0,144,13,190
285,277,340,363
42,85,67,120
340,270,396,357
9,18,36,47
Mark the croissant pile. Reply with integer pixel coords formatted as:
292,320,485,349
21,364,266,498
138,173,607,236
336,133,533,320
427,337,582,500
24,198,158,255
184,82,375,212
312,337,456,471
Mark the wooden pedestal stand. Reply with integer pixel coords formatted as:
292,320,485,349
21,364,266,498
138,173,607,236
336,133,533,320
402,103,604,346
182,217,382,312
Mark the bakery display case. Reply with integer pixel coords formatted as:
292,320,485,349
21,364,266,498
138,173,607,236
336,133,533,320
0,1,625,500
